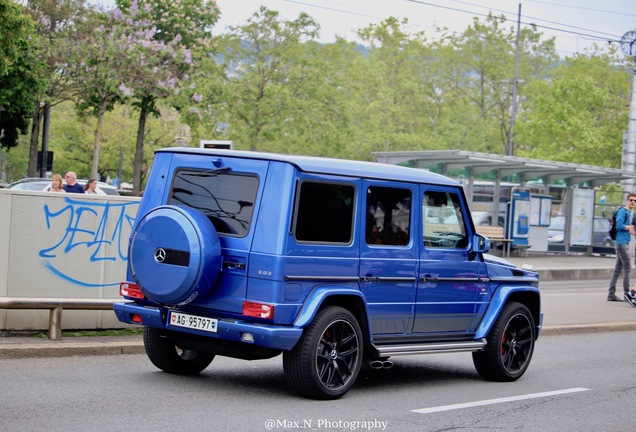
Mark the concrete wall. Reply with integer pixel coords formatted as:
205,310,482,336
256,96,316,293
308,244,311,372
0,189,141,331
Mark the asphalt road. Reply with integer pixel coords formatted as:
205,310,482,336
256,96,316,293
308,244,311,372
1,330,635,432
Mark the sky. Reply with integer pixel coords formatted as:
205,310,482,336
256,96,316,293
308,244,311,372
211,0,636,57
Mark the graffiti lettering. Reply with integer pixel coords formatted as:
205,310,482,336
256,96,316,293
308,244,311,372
39,197,139,288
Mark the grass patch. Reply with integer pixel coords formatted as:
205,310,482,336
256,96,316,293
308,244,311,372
32,328,143,339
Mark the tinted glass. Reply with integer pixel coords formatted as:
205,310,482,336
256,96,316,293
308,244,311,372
365,186,411,246
169,169,258,237
295,181,355,244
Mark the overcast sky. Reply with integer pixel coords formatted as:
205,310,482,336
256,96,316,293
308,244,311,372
211,0,636,57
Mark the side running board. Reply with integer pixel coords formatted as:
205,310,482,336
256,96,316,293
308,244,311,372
374,339,487,357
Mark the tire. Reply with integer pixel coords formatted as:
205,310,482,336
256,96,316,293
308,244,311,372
472,302,535,382
143,327,214,375
283,306,363,400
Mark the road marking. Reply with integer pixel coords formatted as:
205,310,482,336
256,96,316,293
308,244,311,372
411,388,590,414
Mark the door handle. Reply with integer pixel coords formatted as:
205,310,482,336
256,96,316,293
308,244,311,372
224,261,245,270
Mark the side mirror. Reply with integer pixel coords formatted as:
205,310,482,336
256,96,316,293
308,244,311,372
473,234,491,253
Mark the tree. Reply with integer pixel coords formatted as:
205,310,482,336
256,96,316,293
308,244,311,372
354,18,454,156
19,0,88,176
0,0,47,150
116,0,220,195
215,6,323,152
440,14,557,154
63,5,197,181
515,50,631,167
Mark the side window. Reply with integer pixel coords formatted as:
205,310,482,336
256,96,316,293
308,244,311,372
365,186,411,246
423,191,468,248
294,181,355,244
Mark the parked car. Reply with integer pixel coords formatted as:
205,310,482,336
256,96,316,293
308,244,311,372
6,177,119,195
547,215,613,247
114,148,541,400
471,211,505,227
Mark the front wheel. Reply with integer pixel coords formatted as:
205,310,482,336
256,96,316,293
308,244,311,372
473,302,535,382
283,306,363,400
143,327,214,375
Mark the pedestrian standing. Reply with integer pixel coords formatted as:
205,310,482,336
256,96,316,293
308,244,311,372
49,174,66,193
84,178,98,194
63,171,85,194
607,193,636,302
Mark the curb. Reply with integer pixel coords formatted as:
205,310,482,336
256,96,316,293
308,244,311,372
3,321,636,359
0,341,145,359
540,322,636,336
536,268,614,281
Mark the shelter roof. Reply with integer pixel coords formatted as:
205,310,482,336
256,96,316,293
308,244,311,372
372,150,636,187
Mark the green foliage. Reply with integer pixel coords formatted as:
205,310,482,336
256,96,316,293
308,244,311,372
2,3,632,188
516,51,630,167
0,0,48,149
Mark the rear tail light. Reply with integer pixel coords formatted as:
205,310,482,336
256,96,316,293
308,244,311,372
120,282,145,300
242,301,274,319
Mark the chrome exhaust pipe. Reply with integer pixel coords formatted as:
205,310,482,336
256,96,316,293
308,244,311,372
368,360,393,369
369,360,384,369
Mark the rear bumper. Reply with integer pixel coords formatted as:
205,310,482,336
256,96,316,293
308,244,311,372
113,302,302,351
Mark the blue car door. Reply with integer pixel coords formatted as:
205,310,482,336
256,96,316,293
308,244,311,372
359,180,418,335
414,186,488,335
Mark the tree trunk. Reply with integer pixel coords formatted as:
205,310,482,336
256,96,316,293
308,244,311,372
132,101,148,197
91,105,105,180
27,103,42,177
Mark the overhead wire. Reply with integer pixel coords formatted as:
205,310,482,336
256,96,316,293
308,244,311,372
407,0,622,44
280,0,627,53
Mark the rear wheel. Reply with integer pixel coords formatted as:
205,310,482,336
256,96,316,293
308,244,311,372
283,306,363,400
473,302,535,381
143,327,214,375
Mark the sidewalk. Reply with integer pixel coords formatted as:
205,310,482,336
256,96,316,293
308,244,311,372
1,254,635,359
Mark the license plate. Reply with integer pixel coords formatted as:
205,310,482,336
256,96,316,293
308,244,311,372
169,311,218,333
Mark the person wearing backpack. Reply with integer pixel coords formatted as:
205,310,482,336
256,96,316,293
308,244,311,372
607,193,636,302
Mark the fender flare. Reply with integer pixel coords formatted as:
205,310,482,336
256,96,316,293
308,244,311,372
293,285,370,331
474,285,541,339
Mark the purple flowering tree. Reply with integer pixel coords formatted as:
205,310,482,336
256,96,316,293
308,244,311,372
115,0,220,195
62,3,199,181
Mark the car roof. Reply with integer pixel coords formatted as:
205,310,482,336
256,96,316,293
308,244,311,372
157,147,460,186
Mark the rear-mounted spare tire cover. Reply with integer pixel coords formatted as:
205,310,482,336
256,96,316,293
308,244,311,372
130,205,221,305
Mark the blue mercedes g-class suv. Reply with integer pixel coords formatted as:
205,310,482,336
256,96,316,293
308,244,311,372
114,148,541,400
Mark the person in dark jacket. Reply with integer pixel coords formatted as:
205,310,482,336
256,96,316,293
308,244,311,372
63,171,85,194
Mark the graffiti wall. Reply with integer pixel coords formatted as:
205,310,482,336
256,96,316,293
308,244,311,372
0,189,141,331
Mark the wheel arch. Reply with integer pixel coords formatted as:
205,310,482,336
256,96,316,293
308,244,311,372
293,287,372,352
475,285,541,340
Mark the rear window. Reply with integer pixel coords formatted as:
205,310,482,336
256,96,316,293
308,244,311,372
169,169,259,237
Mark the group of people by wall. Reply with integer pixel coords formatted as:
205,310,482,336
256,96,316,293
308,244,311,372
49,171,98,195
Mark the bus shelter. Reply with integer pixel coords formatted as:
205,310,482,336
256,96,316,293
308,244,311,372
373,150,636,255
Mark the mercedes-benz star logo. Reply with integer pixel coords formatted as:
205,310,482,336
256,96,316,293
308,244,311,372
154,248,167,263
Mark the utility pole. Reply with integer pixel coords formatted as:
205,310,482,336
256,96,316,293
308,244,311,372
620,31,636,194
507,3,522,157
